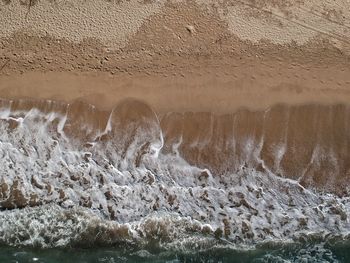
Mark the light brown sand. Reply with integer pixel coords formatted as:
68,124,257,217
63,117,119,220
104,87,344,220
0,61,349,114
0,0,349,114
1,0,350,196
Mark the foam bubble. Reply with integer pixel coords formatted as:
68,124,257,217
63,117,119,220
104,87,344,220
0,99,349,251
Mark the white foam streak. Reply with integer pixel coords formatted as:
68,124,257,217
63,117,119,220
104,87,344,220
0,105,349,251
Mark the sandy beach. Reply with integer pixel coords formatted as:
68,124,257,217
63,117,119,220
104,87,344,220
0,0,349,113
1,2,350,259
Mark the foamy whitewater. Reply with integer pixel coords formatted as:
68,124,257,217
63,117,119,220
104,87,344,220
0,99,349,262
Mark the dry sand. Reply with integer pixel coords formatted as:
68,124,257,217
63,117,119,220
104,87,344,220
0,0,349,113
0,0,350,193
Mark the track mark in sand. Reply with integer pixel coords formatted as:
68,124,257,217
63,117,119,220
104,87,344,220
297,6,350,30
25,0,33,20
237,0,350,45
0,59,9,72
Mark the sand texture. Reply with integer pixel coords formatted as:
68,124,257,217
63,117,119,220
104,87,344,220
0,0,349,112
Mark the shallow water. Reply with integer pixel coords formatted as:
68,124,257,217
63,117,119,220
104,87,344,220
0,98,349,262
1,242,350,263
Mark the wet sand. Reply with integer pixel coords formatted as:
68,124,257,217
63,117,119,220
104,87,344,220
0,59,349,114
0,0,349,114
0,0,349,194
1,2,350,254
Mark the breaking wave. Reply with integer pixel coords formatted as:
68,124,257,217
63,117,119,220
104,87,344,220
0,98,349,258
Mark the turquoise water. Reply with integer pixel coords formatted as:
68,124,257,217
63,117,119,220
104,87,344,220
1,242,350,263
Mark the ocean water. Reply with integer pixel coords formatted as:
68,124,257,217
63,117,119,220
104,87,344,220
1,242,350,262
0,99,349,262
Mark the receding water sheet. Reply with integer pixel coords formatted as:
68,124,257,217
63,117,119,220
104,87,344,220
1,0,350,261
0,99,349,262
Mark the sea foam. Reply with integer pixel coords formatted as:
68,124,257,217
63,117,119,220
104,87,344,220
0,98,349,252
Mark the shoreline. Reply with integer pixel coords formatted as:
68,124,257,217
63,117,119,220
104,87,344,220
0,65,349,114
1,0,349,113
1,1,350,258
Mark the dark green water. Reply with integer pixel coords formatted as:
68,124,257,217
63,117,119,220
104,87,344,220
1,242,350,263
